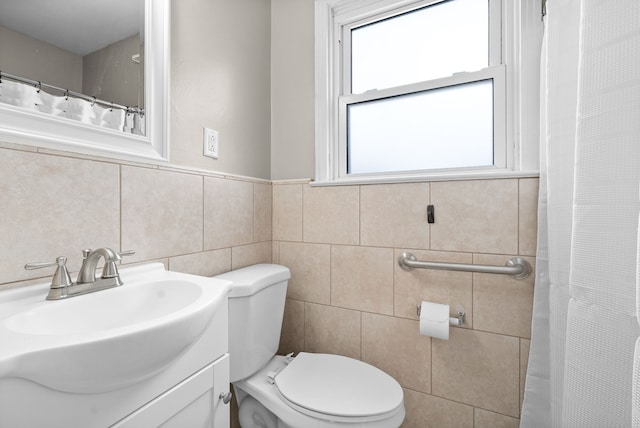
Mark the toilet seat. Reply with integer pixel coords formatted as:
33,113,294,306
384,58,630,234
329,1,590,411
234,353,405,427
274,352,404,422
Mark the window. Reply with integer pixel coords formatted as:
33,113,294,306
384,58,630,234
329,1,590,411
346,78,496,174
315,0,542,183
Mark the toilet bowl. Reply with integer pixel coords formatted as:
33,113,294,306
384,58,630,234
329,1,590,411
214,264,405,428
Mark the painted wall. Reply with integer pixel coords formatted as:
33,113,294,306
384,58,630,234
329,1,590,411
82,34,143,108
171,0,271,179
270,0,315,180
0,25,83,92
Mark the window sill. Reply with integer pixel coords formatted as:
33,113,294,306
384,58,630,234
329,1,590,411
310,169,540,187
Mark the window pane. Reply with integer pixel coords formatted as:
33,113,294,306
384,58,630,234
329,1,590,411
347,79,493,174
351,0,488,94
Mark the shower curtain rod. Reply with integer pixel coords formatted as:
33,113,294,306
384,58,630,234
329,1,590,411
0,70,143,115
398,252,532,279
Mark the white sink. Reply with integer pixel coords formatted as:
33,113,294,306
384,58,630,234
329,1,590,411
0,263,230,394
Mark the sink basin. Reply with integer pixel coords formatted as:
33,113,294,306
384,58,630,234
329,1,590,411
5,280,205,336
0,263,230,394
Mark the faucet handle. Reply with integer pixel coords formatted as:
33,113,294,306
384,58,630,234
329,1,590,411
101,250,135,280
25,256,73,289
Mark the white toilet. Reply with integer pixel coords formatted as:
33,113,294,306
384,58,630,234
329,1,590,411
214,264,405,428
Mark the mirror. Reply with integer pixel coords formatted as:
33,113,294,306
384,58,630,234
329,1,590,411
0,0,169,163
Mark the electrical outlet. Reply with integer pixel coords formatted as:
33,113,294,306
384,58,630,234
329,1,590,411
203,127,219,159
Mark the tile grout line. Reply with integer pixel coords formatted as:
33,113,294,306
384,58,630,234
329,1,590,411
300,184,305,242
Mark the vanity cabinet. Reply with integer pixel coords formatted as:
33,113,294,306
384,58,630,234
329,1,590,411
113,354,230,428
0,277,231,428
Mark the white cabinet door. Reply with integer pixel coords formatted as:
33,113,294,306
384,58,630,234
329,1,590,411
112,354,230,428
212,354,231,427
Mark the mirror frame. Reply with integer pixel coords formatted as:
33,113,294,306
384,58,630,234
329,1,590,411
0,0,170,164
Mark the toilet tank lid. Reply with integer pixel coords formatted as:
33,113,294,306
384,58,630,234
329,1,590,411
214,264,291,298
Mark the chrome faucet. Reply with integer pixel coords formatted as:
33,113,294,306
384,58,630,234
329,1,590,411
77,247,122,284
25,248,135,300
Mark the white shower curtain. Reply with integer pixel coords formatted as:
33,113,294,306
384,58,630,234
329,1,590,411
521,0,640,427
0,79,144,134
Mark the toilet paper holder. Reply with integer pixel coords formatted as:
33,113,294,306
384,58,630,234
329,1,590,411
417,304,465,326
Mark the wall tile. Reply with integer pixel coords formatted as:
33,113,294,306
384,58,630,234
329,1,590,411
121,166,203,262
401,389,473,428
431,179,518,254
362,313,431,394
273,184,303,241
279,242,331,304
0,150,120,283
332,245,394,315
253,183,272,242
394,249,473,326
520,338,530,409
519,178,539,256
360,183,430,249
472,254,535,338
0,276,62,293
272,241,280,264
474,409,520,428
231,242,272,270
204,177,253,249
279,298,305,355
432,328,520,417
303,185,359,245
0,141,37,152
169,249,231,277
121,258,169,270
304,303,361,359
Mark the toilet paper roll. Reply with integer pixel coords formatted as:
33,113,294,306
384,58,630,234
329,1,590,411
419,301,450,340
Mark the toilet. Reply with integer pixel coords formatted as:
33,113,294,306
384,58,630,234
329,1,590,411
214,264,405,428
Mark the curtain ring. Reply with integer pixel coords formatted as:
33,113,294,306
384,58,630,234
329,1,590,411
64,89,69,100
91,96,96,106
110,102,114,111
36,81,41,93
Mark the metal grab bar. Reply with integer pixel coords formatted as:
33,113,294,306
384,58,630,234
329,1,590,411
398,252,532,280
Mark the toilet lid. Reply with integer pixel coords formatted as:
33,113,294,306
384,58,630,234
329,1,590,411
274,353,404,419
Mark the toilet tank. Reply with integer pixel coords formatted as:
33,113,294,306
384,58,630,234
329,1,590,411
213,264,290,382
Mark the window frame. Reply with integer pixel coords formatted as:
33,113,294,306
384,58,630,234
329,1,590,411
339,65,507,177
315,0,542,184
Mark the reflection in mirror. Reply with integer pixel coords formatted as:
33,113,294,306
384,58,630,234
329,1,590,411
0,0,169,163
0,0,145,135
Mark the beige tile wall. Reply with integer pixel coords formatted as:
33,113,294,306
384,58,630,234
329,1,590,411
0,146,273,289
274,178,539,427
0,145,539,427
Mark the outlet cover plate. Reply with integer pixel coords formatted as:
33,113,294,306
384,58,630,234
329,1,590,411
203,127,219,159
